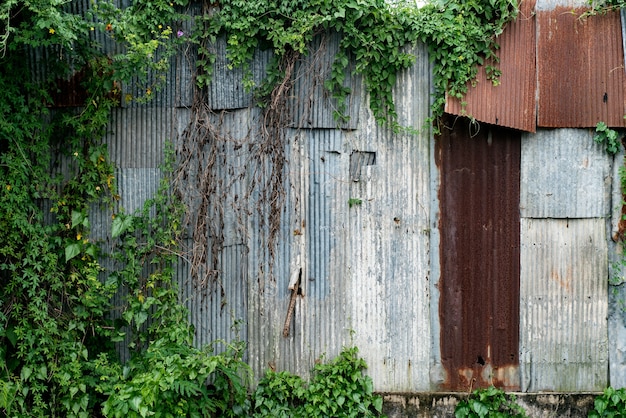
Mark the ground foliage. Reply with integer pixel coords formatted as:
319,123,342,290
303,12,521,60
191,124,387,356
0,0,535,415
454,386,528,418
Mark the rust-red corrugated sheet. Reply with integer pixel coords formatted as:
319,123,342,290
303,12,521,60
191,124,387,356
445,0,537,132
537,7,626,128
445,0,626,131
437,115,521,391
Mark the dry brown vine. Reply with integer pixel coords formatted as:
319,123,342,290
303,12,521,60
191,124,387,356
174,45,302,299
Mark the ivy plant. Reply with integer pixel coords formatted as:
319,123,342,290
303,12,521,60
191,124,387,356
194,0,519,129
589,387,626,417
252,346,385,418
454,386,528,418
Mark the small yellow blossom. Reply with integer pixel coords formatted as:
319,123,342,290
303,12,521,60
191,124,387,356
73,151,79,157
76,233,82,240
5,185,11,191
95,186,101,191
146,88,152,95
49,28,55,34
158,24,162,29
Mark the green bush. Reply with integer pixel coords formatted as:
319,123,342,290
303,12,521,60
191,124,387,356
589,387,626,417
455,386,528,418
252,346,385,418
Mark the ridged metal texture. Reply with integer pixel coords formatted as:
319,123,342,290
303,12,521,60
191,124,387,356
444,0,537,132
436,116,521,391
537,7,626,128
520,128,611,218
290,33,362,129
519,218,608,391
243,42,433,390
518,128,610,391
446,0,626,131
203,37,273,110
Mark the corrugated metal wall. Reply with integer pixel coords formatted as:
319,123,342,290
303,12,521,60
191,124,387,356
437,117,521,391
519,129,610,391
39,0,626,393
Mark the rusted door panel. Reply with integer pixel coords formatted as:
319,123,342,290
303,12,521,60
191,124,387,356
436,116,521,391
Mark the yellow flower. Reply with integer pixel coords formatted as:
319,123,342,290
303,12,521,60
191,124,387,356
73,151,79,157
158,24,162,29
90,26,95,31
5,185,10,191
95,186,101,191
76,233,82,240
146,88,152,95
49,28,55,34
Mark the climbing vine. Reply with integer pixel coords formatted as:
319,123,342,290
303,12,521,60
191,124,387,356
195,0,518,128
1,0,523,415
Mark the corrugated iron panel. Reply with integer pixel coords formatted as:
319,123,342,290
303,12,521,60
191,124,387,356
204,37,273,110
290,33,361,129
520,128,611,218
436,115,521,391
535,0,593,10
519,218,608,391
347,42,432,391
245,43,433,390
537,7,626,128
609,279,626,388
245,127,348,379
174,108,253,352
445,0,537,132
106,107,175,168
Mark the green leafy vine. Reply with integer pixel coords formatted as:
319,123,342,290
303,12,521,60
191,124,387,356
194,0,518,129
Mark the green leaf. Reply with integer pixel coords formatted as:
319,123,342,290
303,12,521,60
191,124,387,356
112,214,133,238
71,210,87,228
65,242,81,262
20,366,32,382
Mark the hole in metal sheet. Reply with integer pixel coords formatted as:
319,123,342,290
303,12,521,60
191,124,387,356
350,151,376,182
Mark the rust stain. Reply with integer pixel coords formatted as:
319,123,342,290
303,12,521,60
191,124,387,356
446,1,626,132
550,266,572,293
537,7,626,128
437,115,521,391
445,0,537,132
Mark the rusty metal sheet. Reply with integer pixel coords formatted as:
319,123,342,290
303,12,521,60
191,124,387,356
436,115,521,391
537,7,626,128
445,0,537,132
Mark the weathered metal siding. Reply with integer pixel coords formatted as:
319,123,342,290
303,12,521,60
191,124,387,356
444,0,537,132
519,218,608,391
290,33,362,129
520,129,611,218
537,7,626,128
519,128,610,391
346,42,432,391
436,117,521,391
446,0,626,131
243,41,433,390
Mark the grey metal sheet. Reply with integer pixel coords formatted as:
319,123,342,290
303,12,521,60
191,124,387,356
520,128,611,218
205,37,273,110
519,218,608,391
290,33,361,129
107,107,176,168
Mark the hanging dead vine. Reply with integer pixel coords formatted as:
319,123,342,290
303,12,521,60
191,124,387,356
173,41,301,298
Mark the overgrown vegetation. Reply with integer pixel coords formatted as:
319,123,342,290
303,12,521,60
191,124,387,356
0,0,535,415
454,386,528,418
252,346,384,417
589,387,626,417
195,0,518,129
